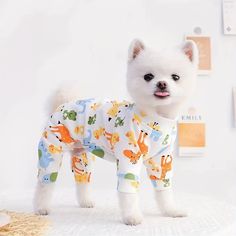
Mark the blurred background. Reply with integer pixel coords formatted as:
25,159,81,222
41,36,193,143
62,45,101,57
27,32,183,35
0,0,236,207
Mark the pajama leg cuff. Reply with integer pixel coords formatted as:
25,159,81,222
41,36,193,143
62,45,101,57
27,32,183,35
117,173,140,193
150,178,172,190
38,171,58,184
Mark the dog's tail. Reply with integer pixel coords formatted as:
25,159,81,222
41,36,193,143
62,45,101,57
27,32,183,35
46,83,80,115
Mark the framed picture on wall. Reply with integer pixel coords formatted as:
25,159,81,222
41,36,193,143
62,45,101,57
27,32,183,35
178,107,206,157
185,35,211,75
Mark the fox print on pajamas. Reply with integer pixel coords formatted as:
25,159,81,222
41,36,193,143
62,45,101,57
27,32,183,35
37,99,177,193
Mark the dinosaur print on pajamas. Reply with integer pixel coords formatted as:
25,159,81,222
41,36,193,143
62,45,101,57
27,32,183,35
76,98,94,114
38,141,54,169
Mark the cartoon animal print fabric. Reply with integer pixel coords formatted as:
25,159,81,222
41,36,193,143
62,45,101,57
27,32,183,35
37,99,177,193
71,151,94,184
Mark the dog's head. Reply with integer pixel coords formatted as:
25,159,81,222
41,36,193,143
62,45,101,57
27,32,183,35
126,39,198,111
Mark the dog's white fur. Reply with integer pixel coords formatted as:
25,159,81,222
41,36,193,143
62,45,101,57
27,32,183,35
34,39,198,225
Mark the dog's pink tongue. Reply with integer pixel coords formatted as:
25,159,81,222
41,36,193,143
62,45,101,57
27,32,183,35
155,91,170,97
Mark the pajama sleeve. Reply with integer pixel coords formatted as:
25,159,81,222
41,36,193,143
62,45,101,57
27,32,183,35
116,156,143,194
144,126,177,191
114,127,145,194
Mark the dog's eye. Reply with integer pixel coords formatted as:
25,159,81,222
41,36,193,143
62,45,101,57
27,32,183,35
144,73,154,82
171,74,180,81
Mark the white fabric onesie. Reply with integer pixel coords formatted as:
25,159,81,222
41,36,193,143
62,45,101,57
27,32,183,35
37,99,177,193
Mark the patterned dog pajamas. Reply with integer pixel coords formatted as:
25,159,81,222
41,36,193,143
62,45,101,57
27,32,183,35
37,99,177,193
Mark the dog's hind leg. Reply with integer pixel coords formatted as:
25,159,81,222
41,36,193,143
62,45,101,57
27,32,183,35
71,149,95,208
33,138,64,215
33,181,56,215
33,162,63,215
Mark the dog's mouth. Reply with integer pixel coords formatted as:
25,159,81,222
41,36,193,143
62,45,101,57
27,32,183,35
154,90,170,99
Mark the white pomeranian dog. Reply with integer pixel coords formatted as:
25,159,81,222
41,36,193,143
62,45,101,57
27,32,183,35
34,39,198,225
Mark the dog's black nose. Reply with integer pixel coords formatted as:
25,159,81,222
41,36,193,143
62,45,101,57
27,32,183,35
157,81,167,90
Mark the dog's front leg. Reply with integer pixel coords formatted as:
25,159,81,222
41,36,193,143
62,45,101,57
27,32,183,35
118,192,143,225
145,154,187,217
155,188,187,217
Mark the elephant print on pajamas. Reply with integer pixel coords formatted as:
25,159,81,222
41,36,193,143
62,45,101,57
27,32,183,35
150,129,162,142
42,172,58,184
83,130,92,146
148,122,162,142
38,140,54,169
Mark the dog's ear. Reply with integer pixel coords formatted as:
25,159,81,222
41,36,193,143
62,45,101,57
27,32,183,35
182,40,199,67
128,39,145,62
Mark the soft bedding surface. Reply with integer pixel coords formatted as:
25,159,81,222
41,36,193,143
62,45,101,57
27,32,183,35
1,189,236,236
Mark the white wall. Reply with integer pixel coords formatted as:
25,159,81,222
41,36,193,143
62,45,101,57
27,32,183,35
0,0,236,204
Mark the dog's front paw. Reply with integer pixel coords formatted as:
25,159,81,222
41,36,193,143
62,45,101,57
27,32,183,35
79,199,95,208
122,212,143,225
162,208,188,218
